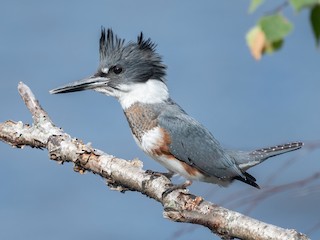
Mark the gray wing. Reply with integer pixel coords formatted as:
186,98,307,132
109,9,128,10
158,106,243,179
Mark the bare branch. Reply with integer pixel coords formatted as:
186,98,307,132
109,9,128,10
0,82,309,240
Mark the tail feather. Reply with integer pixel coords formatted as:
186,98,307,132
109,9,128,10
250,142,303,160
230,142,303,188
231,141,303,171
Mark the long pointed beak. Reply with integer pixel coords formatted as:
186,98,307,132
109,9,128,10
49,75,109,94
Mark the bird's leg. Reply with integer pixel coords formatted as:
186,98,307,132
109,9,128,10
162,171,175,179
146,169,175,180
162,180,193,199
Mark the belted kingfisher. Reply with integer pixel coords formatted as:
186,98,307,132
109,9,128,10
50,28,302,189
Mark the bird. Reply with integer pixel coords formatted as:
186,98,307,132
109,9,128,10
50,28,303,189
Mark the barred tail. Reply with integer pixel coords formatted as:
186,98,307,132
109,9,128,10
230,142,303,188
251,142,303,160
233,141,303,172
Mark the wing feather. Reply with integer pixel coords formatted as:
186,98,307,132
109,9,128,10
157,105,243,179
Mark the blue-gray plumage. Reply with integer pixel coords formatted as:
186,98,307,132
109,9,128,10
50,28,303,189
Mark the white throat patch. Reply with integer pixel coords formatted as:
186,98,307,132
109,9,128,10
118,79,169,110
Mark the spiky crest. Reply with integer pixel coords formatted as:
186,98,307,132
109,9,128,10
99,27,125,62
137,32,157,51
98,27,166,81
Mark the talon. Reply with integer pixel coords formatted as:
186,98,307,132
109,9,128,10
162,171,175,179
146,170,174,180
145,169,156,175
162,180,192,199
145,169,162,181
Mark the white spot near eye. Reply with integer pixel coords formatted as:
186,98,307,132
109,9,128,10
101,67,109,74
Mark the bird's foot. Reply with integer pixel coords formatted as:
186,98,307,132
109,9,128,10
146,169,175,180
162,180,193,199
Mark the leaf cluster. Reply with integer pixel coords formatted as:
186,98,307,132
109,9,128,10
247,0,320,60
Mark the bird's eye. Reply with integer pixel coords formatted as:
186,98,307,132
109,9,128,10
113,65,123,74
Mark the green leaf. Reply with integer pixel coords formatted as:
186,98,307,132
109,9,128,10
264,39,284,53
248,0,264,13
290,0,320,12
310,5,320,46
259,14,293,42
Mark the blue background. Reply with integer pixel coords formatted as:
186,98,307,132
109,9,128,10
1,1,319,239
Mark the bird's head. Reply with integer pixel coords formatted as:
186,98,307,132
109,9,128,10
50,28,169,109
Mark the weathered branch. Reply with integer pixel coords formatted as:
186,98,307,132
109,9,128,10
0,82,309,240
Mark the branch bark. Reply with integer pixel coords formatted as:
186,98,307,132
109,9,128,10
0,82,309,240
